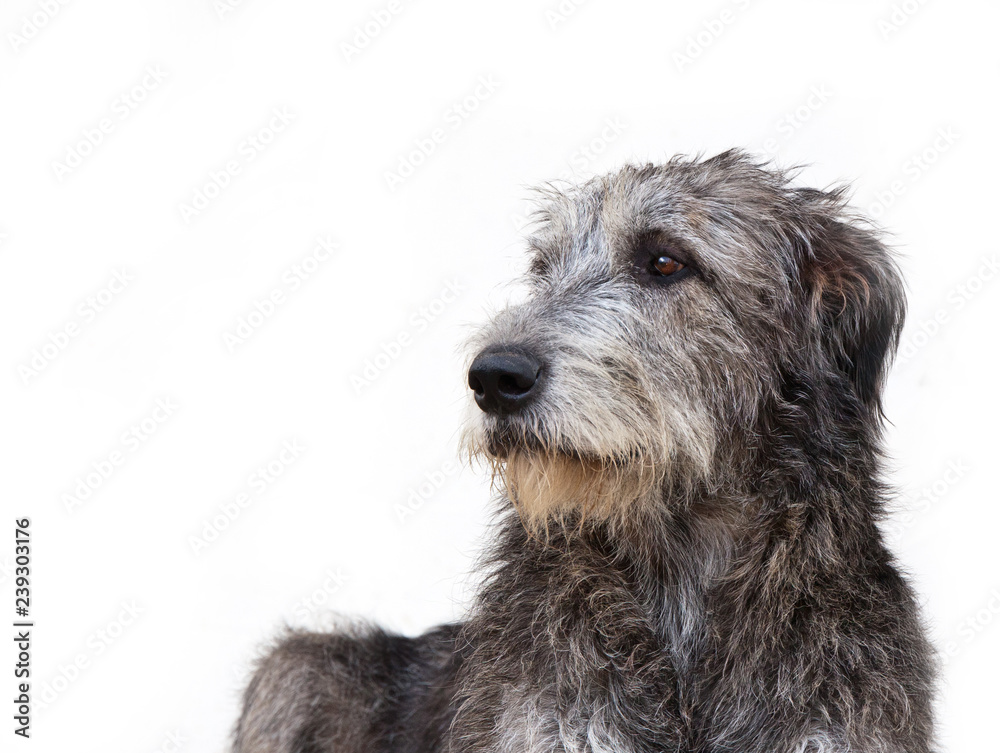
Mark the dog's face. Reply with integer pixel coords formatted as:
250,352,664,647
464,151,905,528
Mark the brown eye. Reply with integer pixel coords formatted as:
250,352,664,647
652,256,685,276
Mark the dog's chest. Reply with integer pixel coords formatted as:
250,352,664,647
476,583,694,752
491,687,640,753
491,694,846,753
463,525,726,752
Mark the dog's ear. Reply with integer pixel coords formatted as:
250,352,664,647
799,198,906,413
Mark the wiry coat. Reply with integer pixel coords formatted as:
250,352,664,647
233,151,936,753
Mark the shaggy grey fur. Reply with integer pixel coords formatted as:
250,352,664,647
233,151,935,753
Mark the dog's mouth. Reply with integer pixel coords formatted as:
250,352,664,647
480,422,639,469
483,423,545,458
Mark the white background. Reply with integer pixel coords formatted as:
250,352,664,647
1,0,998,751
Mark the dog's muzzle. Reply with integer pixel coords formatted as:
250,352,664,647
468,347,542,415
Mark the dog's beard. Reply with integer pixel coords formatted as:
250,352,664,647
466,424,664,534
502,449,662,532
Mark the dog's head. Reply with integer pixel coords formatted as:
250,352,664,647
464,150,905,529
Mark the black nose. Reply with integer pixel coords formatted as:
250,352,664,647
468,349,542,415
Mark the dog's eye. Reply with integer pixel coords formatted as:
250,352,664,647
631,231,695,286
652,256,685,276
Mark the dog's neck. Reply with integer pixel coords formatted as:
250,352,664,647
477,493,739,661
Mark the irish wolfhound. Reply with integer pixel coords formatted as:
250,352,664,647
233,150,935,753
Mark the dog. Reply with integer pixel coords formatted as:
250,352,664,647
233,150,936,753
